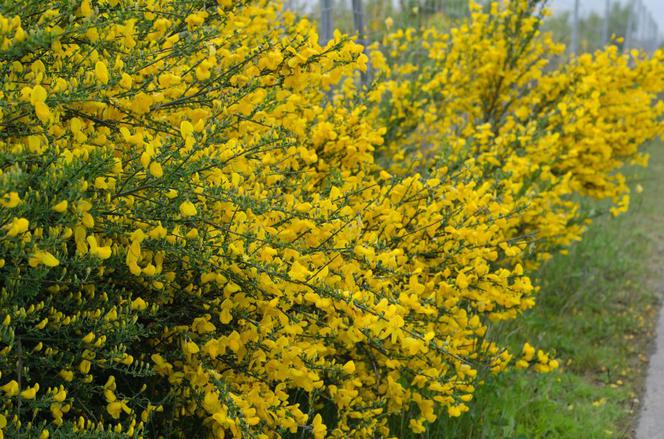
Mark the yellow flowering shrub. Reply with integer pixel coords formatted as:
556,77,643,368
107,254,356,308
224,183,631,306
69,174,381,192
0,0,661,438
365,0,663,262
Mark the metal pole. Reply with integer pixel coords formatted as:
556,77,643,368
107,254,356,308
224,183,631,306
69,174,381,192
634,0,643,48
624,0,634,52
319,0,334,100
637,0,644,48
650,16,658,52
602,0,610,46
646,14,652,52
352,0,369,88
352,0,366,49
320,0,333,46
655,19,660,52
571,0,579,56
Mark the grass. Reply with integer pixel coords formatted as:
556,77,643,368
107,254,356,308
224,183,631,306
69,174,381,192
412,142,664,438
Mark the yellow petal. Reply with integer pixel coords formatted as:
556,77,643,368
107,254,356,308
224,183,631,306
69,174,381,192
52,200,68,213
179,201,197,217
94,246,112,260
34,101,51,123
80,0,93,17
31,85,47,104
39,251,60,267
95,61,109,84
149,161,163,178
180,120,194,139
0,380,19,397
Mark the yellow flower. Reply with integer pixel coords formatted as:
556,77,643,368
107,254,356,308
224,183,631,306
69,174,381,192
447,405,463,417
185,11,207,29
79,0,93,17
149,161,163,178
260,50,284,71
515,360,529,369
6,217,29,237
1,191,21,208
131,297,148,311
312,414,326,439
28,250,60,268
52,200,68,213
14,26,26,42
0,380,19,397
342,361,355,374
34,101,51,123
30,85,47,105
288,261,310,282
107,401,121,418
95,61,109,84
179,201,197,217
81,212,95,228
455,272,470,289
182,340,200,355
195,65,210,81
87,236,112,259
180,120,194,139
203,391,221,413
59,370,74,382
119,73,133,89
522,343,535,361
191,317,215,334
107,400,131,419
19,383,39,400
52,388,67,402
79,359,91,374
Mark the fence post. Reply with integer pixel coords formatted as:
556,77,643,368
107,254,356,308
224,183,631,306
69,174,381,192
653,18,660,53
352,0,369,88
602,0,610,46
320,0,333,46
571,0,579,56
624,0,634,53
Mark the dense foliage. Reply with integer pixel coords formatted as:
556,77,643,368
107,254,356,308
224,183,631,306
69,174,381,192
0,0,662,437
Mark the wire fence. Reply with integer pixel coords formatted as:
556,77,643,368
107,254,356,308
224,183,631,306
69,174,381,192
561,0,661,53
284,0,662,54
